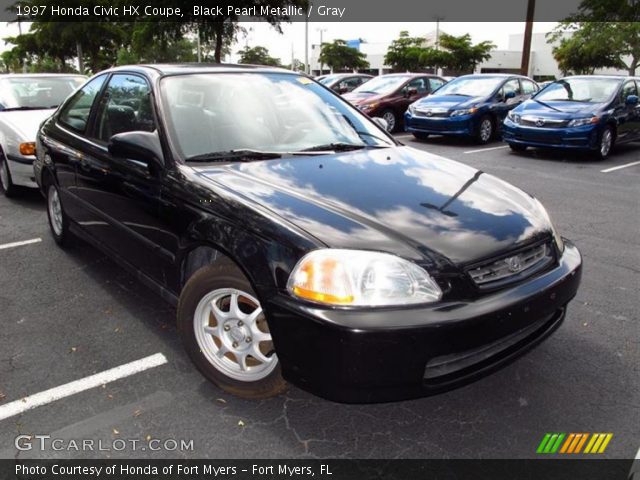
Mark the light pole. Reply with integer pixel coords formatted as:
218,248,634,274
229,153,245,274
433,15,444,76
316,27,327,75
304,10,310,74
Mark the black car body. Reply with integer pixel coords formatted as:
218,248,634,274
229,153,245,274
34,65,582,403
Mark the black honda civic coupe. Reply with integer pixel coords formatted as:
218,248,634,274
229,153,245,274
34,65,582,403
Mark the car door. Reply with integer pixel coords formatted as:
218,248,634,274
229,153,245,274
520,79,539,101
429,77,446,94
615,80,640,141
73,72,169,283
492,78,523,122
395,77,430,114
41,74,108,221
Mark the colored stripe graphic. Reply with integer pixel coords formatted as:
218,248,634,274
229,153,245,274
538,433,613,454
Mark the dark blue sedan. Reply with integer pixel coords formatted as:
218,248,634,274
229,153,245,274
503,75,640,159
404,74,539,144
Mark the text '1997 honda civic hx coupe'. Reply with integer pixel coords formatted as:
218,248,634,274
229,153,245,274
34,65,582,403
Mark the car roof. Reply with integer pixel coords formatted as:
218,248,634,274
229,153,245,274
561,75,639,81
322,73,372,78
0,73,86,78
458,73,531,79
381,73,441,78
108,63,296,77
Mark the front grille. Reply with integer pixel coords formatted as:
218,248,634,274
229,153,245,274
414,108,449,118
516,133,561,144
520,117,569,128
468,242,553,288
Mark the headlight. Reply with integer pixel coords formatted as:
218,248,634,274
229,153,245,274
534,199,564,253
287,249,442,307
359,102,378,112
507,111,521,124
450,107,478,117
407,103,417,116
567,116,599,127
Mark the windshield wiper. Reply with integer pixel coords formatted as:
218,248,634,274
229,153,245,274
533,98,563,112
185,149,282,163
298,143,368,153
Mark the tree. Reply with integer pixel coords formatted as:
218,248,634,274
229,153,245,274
549,0,640,75
319,40,369,72
117,38,197,65
438,33,495,73
237,46,281,66
384,31,426,72
550,31,624,75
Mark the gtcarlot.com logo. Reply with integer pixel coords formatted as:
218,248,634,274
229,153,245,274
536,433,613,454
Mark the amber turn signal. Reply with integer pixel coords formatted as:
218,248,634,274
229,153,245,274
19,142,36,156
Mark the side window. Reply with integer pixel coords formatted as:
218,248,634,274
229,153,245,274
621,81,637,102
408,78,428,94
58,75,107,134
502,79,522,98
429,78,445,91
522,80,538,95
94,74,155,143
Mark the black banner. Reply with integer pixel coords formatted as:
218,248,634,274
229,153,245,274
0,459,636,480
0,0,634,23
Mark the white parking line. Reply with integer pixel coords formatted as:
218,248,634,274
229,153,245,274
0,238,42,251
464,145,510,154
600,161,640,173
0,353,168,422
394,134,414,139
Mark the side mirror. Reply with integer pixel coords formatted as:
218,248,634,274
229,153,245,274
336,86,349,94
372,116,389,131
505,91,517,100
626,94,639,105
407,87,419,96
108,131,164,170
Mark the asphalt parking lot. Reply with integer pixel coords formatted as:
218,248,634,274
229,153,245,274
0,135,638,460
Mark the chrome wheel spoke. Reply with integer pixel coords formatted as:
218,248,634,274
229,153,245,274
193,287,278,382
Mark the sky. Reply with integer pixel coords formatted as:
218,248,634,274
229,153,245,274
1,21,558,63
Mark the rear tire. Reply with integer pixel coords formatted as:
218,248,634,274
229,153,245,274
46,183,73,246
0,149,18,197
509,143,528,152
177,263,287,399
475,115,494,144
593,126,614,160
412,132,430,141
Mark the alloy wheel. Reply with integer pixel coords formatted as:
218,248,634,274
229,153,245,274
600,128,613,157
193,288,277,382
382,111,396,132
480,118,493,142
48,186,64,236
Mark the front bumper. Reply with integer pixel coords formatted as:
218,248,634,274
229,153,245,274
404,112,475,136
6,155,37,188
502,120,600,150
266,242,582,403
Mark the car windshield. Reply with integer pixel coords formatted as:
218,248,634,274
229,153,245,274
160,72,395,161
0,76,86,110
352,75,410,95
534,77,621,103
434,76,505,97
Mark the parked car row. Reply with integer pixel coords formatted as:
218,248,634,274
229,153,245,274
0,65,583,404
326,71,639,159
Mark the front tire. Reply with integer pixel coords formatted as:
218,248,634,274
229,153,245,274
0,149,18,197
46,183,73,246
594,126,614,160
177,263,286,399
379,109,398,133
476,115,494,144
412,132,430,141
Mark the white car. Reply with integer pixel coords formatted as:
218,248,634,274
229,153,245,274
0,74,86,196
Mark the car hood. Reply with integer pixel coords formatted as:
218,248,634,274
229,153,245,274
517,99,603,119
0,109,55,140
414,95,485,111
193,147,552,266
343,91,386,105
